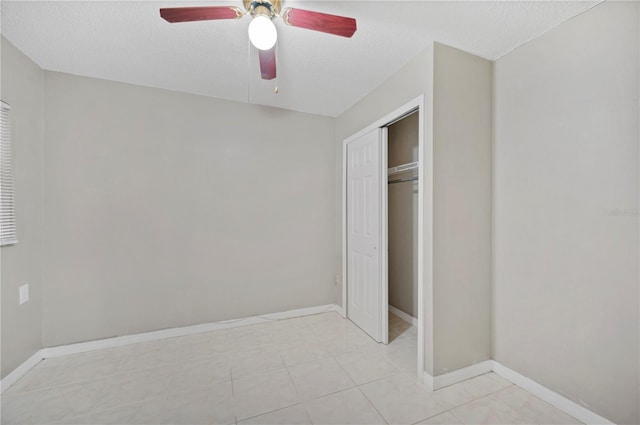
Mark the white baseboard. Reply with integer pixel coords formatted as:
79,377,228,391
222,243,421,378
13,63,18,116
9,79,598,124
0,306,615,425
423,360,493,391
42,303,340,359
491,361,614,425
422,371,434,391
388,304,418,326
435,360,494,389
423,360,613,425
2,304,339,394
0,350,44,394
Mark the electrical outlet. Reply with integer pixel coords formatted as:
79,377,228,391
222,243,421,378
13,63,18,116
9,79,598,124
19,284,29,305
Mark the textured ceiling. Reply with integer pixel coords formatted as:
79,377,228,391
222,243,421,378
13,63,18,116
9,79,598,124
2,0,599,117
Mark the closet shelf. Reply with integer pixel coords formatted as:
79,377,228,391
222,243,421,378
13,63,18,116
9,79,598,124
387,161,419,176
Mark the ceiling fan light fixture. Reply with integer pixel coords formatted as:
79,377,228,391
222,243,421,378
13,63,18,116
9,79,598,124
161,2,357,81
248,15,277,50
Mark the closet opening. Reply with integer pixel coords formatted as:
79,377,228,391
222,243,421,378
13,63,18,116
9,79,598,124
342,95,426,381
385,111,419,370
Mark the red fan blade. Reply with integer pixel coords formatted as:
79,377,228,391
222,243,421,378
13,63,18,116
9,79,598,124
259,47,277,80
282,8,356,38
160,6,242,23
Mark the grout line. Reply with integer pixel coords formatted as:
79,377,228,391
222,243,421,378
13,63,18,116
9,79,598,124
328,325,406,424
230,365,301,423
437,391,508,424
356,385,389,425
329,350,358,387
431,379,517,420
281,354,301,401
448,409,465,424
237,403,303,423
230,366,235,397
302,405,314,425
303,384,359,404
356,373,402,389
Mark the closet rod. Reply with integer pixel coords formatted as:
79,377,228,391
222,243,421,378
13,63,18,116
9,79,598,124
388,176,419,185
388,161,419,176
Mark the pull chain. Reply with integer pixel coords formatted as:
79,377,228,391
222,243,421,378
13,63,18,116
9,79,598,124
247,36,251,103
274,43,279,94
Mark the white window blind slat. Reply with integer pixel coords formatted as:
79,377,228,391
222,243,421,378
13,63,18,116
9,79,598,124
1,101,17,246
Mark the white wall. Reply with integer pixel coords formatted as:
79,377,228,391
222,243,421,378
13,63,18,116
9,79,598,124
492,2,639,424
0,37,44,378
42,71,337,347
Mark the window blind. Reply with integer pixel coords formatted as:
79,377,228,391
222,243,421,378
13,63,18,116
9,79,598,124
1,101,17,246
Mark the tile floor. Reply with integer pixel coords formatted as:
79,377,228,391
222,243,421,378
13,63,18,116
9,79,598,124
2,312,582,425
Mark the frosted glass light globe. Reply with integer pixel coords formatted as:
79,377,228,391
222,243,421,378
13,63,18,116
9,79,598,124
248,15,277,50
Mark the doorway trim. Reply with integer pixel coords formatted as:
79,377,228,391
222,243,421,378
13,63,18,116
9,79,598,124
341,95,427,381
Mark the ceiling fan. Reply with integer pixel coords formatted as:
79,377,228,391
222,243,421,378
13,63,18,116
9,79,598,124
160,1,357,81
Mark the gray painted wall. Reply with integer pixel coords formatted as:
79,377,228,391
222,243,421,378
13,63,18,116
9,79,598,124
492,2,639,424
388,112,419,318
0,37,44,378
42,72,336,347
432,44,493,375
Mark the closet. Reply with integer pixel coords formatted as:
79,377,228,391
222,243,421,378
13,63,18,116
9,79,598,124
386,111,419,341
344,43,491,380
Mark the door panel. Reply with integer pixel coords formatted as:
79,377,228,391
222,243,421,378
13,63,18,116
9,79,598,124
347,129,383,342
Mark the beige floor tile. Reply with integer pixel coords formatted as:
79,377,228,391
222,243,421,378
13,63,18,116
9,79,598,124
8,360,63,393
227,330,275,351
30,350,124,388
325,330,381,356
178,339,228,363
233,368,299,420
304,387,386,425
3,313,588,425
494,385,583,424
432,373,513,410
335,350,399,385
95,367,171,412
387,353,418,375
383,338,418,374
230,345,285,379
449,393,533,425
117,343,184,372
279,342,333,367
165,380,235,425
239,404,312,425
360,373,447,424
287,356,355,400
169,356,232,393
1,379,107,425
474,372,513,392
382,334,416,351
416,411,465,424
51,397,170,425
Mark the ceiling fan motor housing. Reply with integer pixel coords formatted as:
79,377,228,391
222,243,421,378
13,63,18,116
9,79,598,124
243,0,281,18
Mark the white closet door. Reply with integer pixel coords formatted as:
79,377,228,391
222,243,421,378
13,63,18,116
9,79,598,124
346,128,384,342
